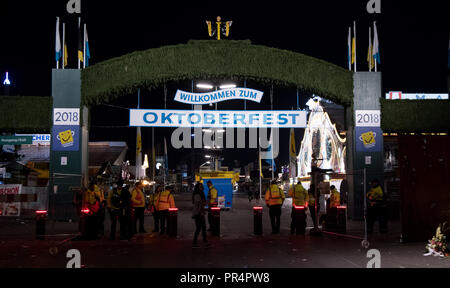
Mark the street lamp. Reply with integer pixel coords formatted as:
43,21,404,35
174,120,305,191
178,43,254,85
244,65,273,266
200,161,211,167
3,72,10,96
3,72,11,85
219,84,237,89
196,83,214,90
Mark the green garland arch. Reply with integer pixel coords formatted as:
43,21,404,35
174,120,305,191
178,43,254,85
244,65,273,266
0,96,52,133
380,99,450,133
81,40,354,106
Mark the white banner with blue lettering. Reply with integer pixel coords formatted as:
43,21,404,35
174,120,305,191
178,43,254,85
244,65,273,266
130,109,307,128
174,88,264,105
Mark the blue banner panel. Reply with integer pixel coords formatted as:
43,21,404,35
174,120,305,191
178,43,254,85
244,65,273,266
203,178,233,208
52,125,80,151
355,127,383,152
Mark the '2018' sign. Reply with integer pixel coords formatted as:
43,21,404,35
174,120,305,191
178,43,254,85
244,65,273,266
53,108,80,126
355,110,380,127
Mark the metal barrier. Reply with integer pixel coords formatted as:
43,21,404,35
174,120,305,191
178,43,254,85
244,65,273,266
253,206,263,235
168,208,178,237
293,205,306,235
211,207,221,236
35,210,48,240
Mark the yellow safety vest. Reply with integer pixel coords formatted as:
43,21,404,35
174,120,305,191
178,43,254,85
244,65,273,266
208,186,218,205
156,190,175,211
330,189,340,208
131,187,145,208
94,185,104,202
84,188,97,205
289,184,309,206
265,184,285,206
367,186,383,201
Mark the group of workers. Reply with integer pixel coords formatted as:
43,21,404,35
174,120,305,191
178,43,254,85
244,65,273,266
82,179,176,240
264,177,386,235
82,176,386,240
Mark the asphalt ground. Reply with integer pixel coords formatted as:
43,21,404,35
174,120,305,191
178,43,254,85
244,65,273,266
0,193,449,268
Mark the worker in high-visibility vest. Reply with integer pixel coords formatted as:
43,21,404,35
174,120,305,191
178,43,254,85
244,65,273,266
155,185,176,234
131,181,146,234
329,185,340,209
366,179,387,234
324,185,341,231
84,182,99,209
206,180,218,231
288,179,309,234
265,180,285,234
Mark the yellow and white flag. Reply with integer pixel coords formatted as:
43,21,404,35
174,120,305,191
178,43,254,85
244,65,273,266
367,27,374,71
64,42,68,68
351,35,356,65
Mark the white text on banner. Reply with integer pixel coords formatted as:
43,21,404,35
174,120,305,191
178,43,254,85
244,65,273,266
130,109,307,128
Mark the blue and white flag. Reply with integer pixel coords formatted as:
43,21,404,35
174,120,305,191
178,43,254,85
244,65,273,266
372,22,380,64
265,130,277,173
55,17,61,62
84,25,91,67
348,27,352,70
264,144,277,172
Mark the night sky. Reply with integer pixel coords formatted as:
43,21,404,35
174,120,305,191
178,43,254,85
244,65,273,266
1,0,449,170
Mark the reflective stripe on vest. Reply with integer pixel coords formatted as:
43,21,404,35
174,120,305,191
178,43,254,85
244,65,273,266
270,185,281,199
159,191,171,203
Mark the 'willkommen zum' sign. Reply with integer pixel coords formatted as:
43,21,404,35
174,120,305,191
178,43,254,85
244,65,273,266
130,109,307,128
174,88,264,105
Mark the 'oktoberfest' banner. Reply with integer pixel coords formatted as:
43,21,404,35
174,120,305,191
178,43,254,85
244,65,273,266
130,109,307,128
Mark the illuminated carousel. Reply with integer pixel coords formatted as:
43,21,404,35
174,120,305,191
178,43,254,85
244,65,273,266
297,97,346,187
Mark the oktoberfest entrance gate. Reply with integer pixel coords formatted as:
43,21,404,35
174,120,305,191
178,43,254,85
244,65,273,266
49,40,383,221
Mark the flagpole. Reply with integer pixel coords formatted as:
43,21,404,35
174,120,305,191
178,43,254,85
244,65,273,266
77,18,81,69
151,127,155,193
259,145,262,201
353,21,357,72
62,23,65,70
163,138,167,188
369,27,372,72
136,88,142,180
270,85,274,181
374,21,378,72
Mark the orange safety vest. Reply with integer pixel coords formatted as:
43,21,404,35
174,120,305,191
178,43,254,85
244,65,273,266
131,187,145,208
156,190,175,211
265,184,285,206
